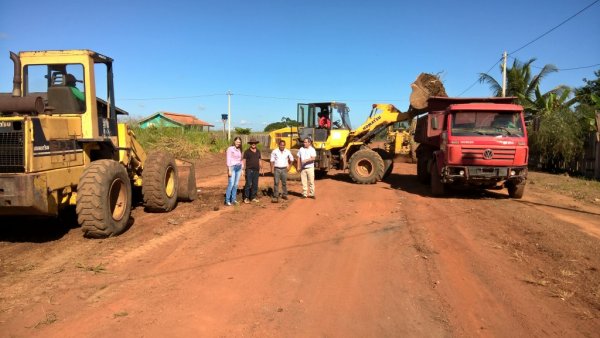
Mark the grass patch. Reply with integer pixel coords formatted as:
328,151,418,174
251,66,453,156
551,289,574,301
33,312,57,328
76,262,106,274
522,275,549,286
529,171,600,203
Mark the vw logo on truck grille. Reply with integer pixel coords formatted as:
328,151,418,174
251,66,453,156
483,149,494,160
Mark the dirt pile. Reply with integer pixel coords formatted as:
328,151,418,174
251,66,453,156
409,73,448,111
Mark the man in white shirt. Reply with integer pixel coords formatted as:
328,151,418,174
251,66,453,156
270,140,295,203
297,137,317,199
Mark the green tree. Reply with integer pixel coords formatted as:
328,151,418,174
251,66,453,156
264,116,300,132
234,127,252,135
574,70,600,134
528,105,584,171
575,70,600,107
478,58,559,102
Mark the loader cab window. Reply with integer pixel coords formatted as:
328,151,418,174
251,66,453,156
451,111,524,137
333,103,352,130
24,64,86,113
297,104,315,128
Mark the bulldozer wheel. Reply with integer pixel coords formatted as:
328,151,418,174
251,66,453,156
507,181,526,199
348,149,384,184
143,151,178,212
77,160,132,238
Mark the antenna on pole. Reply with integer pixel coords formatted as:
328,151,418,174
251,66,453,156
502,51,507,97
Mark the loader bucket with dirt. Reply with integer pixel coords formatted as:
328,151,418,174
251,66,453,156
409,73,448,112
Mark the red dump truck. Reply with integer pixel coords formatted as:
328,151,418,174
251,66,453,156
414,97,528,198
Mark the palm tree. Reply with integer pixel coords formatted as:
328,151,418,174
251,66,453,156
478,58,558,100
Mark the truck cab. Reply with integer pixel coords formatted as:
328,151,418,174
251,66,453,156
415,97,528,198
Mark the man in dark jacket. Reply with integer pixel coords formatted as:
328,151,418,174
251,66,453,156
243,137,262,203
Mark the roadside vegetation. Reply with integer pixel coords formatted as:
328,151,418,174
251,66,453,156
529,171,600,204
131,126,229,159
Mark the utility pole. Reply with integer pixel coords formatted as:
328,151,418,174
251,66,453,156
502,51,507,97
227,90,232,141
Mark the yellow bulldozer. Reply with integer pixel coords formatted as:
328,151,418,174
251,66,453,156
0,50,196,238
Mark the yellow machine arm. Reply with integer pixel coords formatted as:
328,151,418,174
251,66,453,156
348,104,412,144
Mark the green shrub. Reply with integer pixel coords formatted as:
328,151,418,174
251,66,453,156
131,127,229,159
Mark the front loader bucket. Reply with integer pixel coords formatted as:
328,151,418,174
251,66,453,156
175,159,197,201
409,73,448,111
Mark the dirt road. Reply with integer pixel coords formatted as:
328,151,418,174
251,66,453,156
1,154,599,337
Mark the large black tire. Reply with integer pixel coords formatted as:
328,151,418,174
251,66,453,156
416,156,429,184
348,149,384,184
373,148,393,179
143,151,178,212
507,181,526,199
430,161,445,196
77,160,132,238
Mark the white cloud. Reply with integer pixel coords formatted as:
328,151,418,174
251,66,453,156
239,119,249,125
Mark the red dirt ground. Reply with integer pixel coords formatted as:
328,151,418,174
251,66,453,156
1,152,599,337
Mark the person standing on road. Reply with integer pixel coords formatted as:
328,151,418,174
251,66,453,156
297,137,317,199
270,139,295,203
224,136,243,206
243,137,262,203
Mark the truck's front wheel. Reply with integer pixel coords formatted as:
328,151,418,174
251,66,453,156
77,160,132,238
348,149,384,184
507,181,525,199
430,161,446,196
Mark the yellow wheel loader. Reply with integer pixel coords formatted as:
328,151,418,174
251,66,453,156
0,50,196,238
265,74,445,184
267,102,412,184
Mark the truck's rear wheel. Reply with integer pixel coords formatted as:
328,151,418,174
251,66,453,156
143,151,178,212
417,156,429,184
348,149,384,184
430,161,445,196
507,181,525,199
77,160,132,238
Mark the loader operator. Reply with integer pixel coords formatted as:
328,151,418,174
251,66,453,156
66,74,85,103
318,111,331,129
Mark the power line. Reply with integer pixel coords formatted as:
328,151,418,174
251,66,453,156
120,93,224,101
236,93,403,102
509,0,600,56
507,55,599,71
457,58,502,97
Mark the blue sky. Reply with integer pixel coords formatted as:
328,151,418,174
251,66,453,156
1,0,599,132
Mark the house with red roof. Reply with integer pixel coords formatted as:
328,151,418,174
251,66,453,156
139,112,214,131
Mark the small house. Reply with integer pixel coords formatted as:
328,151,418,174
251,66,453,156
139,112,214,131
